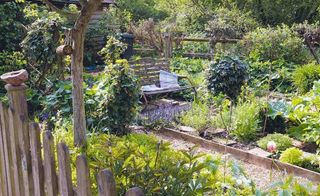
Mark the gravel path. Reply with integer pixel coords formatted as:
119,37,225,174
154,133,315,189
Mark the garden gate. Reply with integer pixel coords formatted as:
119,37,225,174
0,70,144,196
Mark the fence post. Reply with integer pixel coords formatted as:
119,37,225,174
76,154,91,196
97,169,116,196
209,37,216,61
1,69,34,195
57,143,74,196
126,187,144,196
163,33,173,59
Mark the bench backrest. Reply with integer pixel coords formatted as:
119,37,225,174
129,58,170,86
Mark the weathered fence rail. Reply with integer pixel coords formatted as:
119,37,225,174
0,72,144,196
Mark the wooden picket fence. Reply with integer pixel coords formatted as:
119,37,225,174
0,103,144,196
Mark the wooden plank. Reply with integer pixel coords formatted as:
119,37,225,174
125,187,144,196
43,131,58,196
0,104,14,196
134,70,160,74
0,104,8,196
182,53,213,59
17,115,34,196
179,37,239,43
76,154,91,196
97,169,116,196
143,86,192,95
30,123,44,196
8,109,22,196
57,142,74,196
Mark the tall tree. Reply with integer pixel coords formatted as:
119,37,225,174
42,0,103,147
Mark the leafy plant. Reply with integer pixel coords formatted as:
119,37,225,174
287,81,320,147
206,6,258,39
207,56,248,100
263,100,291,133
256,176,320,195
0,2,27,52
242,25,309,64
279,147,303,166
98,36,127,65
102,59,140,135
180,101,210,131
232,99,261,143
257,134,292,152
20,14,64,88
292,63,320,93
301,154,320,173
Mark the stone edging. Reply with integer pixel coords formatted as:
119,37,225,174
161,128,320,183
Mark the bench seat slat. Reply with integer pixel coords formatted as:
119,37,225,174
143,86,192,95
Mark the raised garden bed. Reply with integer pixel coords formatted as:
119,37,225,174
160,127,320,183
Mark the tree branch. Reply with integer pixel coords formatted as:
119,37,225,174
74,0,102,30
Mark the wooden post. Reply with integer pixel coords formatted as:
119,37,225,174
43,131,58,196
5,79,34,196
97,169,116,196
126,187,144,196
209,38,216,61
0,104,9,196
30,123,45,196
76,154,91,196
8,108,22,196
57,143,74,196
5,84,28,118
163,33,173,59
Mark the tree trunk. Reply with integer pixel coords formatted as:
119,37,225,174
71,28,86,147
71,0,102,147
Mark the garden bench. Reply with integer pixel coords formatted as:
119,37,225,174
129,58,196,103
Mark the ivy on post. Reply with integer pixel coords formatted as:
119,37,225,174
42,0,108,147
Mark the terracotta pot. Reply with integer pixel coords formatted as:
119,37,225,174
1,69,28,86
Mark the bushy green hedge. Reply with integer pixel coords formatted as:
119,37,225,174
207,56,248,100
242,25,309,64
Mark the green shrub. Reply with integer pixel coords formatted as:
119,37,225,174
257,134,292,152
287,81,320,147
0,51,26,75
301,155,320,173
279,147,303,166
180,101,210,131
232,100,261,143
207,56,248,100
292,63,320,93
206,7,258,39
98,36,127,64
103,60,140,135
243,25,311,93
0,2,27,52
242,25,309,64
